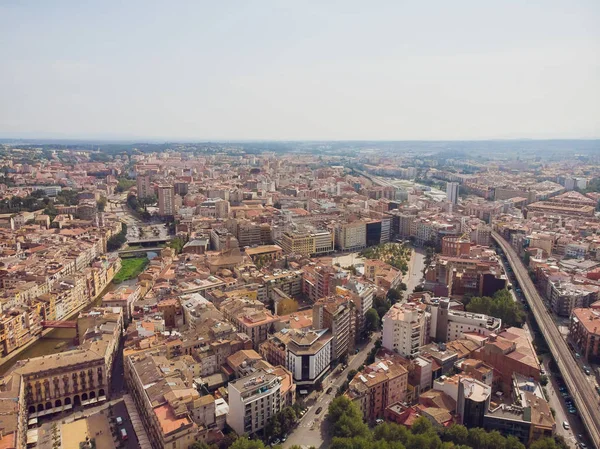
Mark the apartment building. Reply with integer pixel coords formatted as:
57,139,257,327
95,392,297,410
334,221,366,251
280,230,314,256
285,329,332,386
126,352,209,449
198,198,230,219
347,350,409,423
474,328,541,393
429,298,501,343
7,307,122,420
313,295,355,361
339,280,375,336
137,174,153,200
546,278,596,317
382,302,430,358
446,182,459,205
219,297,279,350
433,375,491,428
570,307,600,363
158,184,175,216
227,369,283,435
364,259,402,290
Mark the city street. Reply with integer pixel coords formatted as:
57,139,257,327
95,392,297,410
405,247,426,294
283,332,380,449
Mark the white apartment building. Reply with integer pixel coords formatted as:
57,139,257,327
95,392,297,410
382,303,430,358
429,298,502,342
286,329,332,386
227,369,283,435
340,280,375,335
446,182,459,205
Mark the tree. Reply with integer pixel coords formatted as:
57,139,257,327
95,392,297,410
466,289,524,327
387,288,402,304
442,425,468,446
328,396,370,439
107,223,128,251
374,296,392,320
374,422,410,444
229,438,266,449
365,308,381,333
97,197,107,212
529,437,562,449
168,237,187,254
347,369,358,381
410,416,433,435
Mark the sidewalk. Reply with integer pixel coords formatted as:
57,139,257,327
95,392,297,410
123,393,150,449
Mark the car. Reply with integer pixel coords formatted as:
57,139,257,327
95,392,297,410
569,408,578,415
578,434,584,440
116,417,123,425
120,429,128,441
540,369,545,375
596,386,600,395
375,418,384,424
579,443,588,449
584,368,591,375
576,353,581,358
316,407,323,415
563,421,570,430
326,387,333,395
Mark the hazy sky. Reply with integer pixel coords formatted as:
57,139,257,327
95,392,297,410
1,1,599,141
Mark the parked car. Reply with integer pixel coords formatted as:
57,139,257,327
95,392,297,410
116,417,123,425
563,421,570,430
316,407,323,415
326,387,333,395
120,429,128,441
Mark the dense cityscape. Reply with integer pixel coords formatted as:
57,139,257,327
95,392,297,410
0,141,597,449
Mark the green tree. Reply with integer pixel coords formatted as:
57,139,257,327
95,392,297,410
374,422,410,444
168,236,187,254
466,289,524,327
365,308,381,333
374,296,392,320
387,288,402,304
529,438,558,449
410,416,433,435
229,438,266,449
441,425,468,446
328,396,370,439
